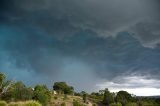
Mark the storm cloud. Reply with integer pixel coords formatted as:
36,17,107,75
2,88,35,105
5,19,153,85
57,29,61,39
0,0,160,94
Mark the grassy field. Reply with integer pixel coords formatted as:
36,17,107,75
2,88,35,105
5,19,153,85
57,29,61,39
49,94,92,106
0,100,42,106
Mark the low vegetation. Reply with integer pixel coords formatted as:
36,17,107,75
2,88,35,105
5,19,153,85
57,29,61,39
0,100,41,106
0,101,7,106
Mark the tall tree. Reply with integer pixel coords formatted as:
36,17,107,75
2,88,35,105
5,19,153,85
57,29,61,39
103,88,114,106
7,81,34,101
0,72,6,95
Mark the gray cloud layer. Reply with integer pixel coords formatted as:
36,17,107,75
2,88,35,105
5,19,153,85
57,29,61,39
1,0,160,47
0,0,160,92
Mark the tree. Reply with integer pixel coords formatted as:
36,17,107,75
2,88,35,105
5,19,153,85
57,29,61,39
53,82,74,95
116,91,132,106
1,81,33,101
83,93,87,103
99,90,105,95
11,81,33,100
102,88,114,106
0,72,6,95
33,85,51,106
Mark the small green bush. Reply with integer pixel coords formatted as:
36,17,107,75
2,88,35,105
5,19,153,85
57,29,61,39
0,101,8,106
54,96,58,100
61,102,66,106
73,100,85,106
33,85,51,106
25,100,42,106
110,103,122,106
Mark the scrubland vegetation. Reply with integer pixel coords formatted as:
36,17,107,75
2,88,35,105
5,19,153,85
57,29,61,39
0,72,160,106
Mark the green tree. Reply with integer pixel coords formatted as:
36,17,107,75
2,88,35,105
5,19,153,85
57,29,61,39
12,81,33,100
99,90,105,95
83,93,87,103
116,91,132,106
33,85,51,106
103,88,114,106
0,72,6,95
53,82,74,95
1,81,33,101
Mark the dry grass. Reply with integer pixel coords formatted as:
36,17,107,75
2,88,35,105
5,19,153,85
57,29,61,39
49,95,84,106
8,100,42,106
0,101,8,106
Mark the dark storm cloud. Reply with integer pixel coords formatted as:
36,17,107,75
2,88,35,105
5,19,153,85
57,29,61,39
0,0,160,91
1,0,160,42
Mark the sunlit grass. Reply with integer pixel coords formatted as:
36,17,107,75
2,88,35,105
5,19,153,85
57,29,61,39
0,101,8,106
8,100,41,106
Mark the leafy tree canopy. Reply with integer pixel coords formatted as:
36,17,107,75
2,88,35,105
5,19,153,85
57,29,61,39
53,82,74,94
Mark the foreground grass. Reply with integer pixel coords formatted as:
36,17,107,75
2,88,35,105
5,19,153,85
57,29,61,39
0,101,8,106
0,100,42,106
49,95,88,106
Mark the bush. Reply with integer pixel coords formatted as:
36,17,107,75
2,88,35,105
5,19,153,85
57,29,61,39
24,100,42,106
33,92,49,106
54,96,58,100
126,102,137,106
110,103,122,106
139,101,159,106
33,85,51,106
63,94,68,100
0,101,7,106
73,100,85,106
2,81,33,101
8,100,42,106
61,102,66,106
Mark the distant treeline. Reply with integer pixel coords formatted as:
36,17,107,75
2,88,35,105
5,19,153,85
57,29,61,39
0,72,160,106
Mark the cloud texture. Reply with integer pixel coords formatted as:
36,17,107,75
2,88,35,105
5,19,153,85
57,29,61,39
0,0,160,95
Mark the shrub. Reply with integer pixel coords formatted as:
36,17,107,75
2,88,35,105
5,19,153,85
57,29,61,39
117,103,122,106
61,102,66,106
33,92,49,106
25,100,42,106
126,102,137,106
110,103,122,106
73,100,80,106
54,96,58,100
8,102,23,106
63,94,67,100
73,100,85,106
0,101,7,106
33,85,51,106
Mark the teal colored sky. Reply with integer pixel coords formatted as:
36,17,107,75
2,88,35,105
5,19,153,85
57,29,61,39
0,0,160,96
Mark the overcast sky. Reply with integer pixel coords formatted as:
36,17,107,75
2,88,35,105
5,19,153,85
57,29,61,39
0,0,160,96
